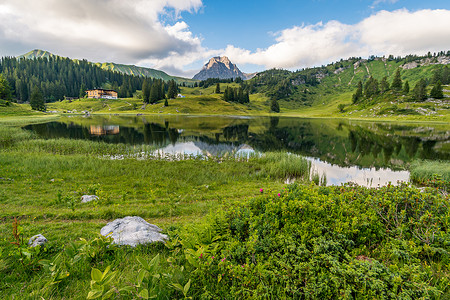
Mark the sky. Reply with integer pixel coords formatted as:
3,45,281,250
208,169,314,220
0,0,450,78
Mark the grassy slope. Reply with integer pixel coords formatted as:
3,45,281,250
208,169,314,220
279,58,450,121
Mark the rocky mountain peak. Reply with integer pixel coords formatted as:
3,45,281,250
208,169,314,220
193,56,245,80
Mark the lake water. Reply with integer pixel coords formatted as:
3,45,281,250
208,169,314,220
25,115,449,186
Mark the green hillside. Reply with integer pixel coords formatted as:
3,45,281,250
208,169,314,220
17,49,58,60
17,50,195,85
95,62,197,85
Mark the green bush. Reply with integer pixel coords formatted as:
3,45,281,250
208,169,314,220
183,183,450,298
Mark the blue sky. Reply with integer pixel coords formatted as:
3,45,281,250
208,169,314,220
0,0,450,77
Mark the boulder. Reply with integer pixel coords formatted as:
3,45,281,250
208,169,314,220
28,234,48,247
81,195,99,203
100,216,168,247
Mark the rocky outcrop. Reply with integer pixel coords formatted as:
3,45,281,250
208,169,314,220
100,216,168,247
193,56,245,80
81,195,99,203
28,234,48,247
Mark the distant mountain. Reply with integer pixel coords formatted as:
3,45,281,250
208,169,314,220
17,49,195,84
193,56,247,80
18,49,58,60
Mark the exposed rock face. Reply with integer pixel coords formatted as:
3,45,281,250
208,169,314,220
81,195,99,203
193,56,245,80
100,216,168,247
28,234,48,247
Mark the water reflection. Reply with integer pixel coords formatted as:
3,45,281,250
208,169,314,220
308,157,410,186
24,115,449,186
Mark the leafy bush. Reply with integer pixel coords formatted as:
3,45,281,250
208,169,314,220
182,183,450,299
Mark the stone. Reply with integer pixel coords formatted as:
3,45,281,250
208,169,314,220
28,234,48,247
81,195,99,203
100,216,168,247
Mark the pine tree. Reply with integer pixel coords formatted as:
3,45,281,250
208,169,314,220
238,87,244,103
403,80,410,95
215,83,220,94
352,81,363,104
0,74,11,100
442,66,449,85
149,82,159,104
30,86,45,111
413,79,427,101
79,83,86,99
270,98,280,113
430,80,444,99
164,98,169,106
160,80,165,100
167,80,177,99
391,69,403,91
142,79,150,103
380,76,389,93
364,77,379,98
431,68,442,85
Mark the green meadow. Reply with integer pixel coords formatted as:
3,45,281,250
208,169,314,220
0,113,449,298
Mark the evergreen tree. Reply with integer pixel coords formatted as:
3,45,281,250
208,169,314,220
352,81,363,104
403,80,410,95
238,87,244,103
430,80,444,99
79,83,86,99
142,79,150,103
431,67,442,84
167,80,177,99
0,74,11,100
215,83,220,94
364,77,379,98
160,80,166,100
270,98,280,113
164,98,169,106
30,86,45,111
442,66,449,85
391,69,403,91
412,79,427,101
149,82,159,104
380,76,389,93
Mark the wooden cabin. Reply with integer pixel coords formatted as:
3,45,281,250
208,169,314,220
86,89,118,99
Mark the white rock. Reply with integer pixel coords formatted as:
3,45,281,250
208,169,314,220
100,216,168,247
81,195,99,203
28,234,48,247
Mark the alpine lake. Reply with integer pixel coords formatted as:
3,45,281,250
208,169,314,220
25,115,450,187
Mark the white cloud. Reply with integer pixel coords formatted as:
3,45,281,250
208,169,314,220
0,0,203,72
1,3,449,78
224,9,450,71
371,0,399,9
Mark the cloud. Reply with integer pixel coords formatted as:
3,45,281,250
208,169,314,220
224,9,450,70
0,0,203,69
371,0,399,9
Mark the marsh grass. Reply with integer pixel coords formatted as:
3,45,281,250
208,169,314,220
257,152,311,180
410,159,450,189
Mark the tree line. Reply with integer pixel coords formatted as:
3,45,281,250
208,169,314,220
222,86,249,104
0,56,145,102
141,79,178,105
352,66,448,103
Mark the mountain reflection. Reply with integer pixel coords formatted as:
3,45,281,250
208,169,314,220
25,115,449,170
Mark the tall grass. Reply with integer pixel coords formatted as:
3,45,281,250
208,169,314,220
256,152,311,180
0,125,34,148
410,159,450,190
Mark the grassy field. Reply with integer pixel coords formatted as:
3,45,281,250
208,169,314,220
1,116,449,298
